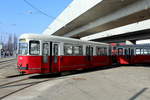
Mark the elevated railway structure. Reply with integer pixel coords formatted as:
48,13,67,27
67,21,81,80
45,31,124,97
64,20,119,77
43,0,150,39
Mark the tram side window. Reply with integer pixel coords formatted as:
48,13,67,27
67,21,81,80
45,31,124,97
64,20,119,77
43,43,49,55
54,44,58,63
136,48,140,55
141,49,144,55
86,46,90,56
144,48,150,55
118,48,123,55
90,47,93,56
124,49,127,55
96,47,101,56
96,47,107,56
131,49,134,55
54,44,58,56
74,46,83,55
29,41,40,55
100,48,104,56
143,49,148,55
104,48,107,56
148,49,150,54
86,46,93,56
64,45,73,55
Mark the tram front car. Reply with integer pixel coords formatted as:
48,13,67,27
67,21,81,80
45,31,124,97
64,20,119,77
17,34,42,74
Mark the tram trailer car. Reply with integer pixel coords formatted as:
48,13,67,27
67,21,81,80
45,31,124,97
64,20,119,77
17,34,112,74
114,45,150,65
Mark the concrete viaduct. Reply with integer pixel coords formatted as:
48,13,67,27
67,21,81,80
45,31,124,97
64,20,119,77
43,0,150,43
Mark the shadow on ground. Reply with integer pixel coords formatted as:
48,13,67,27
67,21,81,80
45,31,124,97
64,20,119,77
5,64,150,79
29,65,120,79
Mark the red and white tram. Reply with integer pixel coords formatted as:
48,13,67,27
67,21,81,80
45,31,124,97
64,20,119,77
114,44,150,64
17,34,112,74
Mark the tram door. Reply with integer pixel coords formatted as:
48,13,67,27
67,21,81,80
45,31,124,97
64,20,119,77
86,46,93,66
112,46,118,64
50,43,60,73
124,48,131,64
42,42,50,73
117,47,131,64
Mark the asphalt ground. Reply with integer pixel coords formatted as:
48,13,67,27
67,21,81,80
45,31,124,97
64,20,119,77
2,65,150,100
0,58,17,79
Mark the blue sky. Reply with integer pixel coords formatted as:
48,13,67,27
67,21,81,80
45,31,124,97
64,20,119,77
0,0,72,37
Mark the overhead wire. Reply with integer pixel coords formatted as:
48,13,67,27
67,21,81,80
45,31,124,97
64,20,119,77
23,0,56,20
23,0,72,29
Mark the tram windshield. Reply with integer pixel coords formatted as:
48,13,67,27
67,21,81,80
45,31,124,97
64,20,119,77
18,42,28,55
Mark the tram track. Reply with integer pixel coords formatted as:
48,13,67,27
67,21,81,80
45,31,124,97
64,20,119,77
0,78,29,87
0,59,18,79
0,61,16,70
0,76,55,100
0,58,16,64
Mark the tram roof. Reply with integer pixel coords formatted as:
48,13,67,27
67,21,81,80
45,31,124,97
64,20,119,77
19,34,109,46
